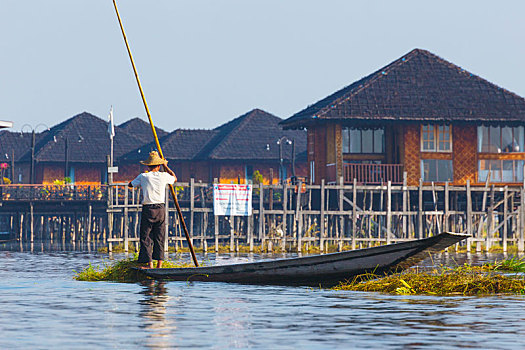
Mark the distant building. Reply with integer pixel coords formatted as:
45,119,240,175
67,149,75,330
17,112,141,184
120,109,307,184
0,130,38,183
281,48,525,186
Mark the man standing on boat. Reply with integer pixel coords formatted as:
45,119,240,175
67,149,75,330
128,151,176,269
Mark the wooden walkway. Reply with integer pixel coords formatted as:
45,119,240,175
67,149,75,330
106,177,525,253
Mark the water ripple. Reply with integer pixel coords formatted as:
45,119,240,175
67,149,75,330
1,247,525,348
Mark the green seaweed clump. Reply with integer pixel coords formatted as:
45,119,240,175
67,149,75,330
334,264,525,296
74,258,194,282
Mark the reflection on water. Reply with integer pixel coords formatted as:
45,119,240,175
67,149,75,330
0,244,525,349
139,281,174,349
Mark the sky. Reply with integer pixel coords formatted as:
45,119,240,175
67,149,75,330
1,0,524,132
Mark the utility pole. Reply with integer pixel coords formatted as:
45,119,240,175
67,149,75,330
64,137,69,178
30,130,35,184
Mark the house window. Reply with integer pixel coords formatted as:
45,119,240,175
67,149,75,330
421,159,453,182
478,126,524,153
421,125,452,152
342,128,384,154
479,160,524,182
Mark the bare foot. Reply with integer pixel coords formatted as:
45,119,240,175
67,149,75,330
157,260,163,269
139,262,154,269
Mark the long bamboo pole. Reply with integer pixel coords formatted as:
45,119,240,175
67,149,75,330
112,0,199,267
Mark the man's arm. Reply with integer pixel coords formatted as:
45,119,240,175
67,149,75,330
163,164,177,182
129,174,141,188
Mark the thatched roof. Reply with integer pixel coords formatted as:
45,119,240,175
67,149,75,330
0,130,45,162
118,117,168,144
122,109,306,162
19,112,142,163
282,48,525,128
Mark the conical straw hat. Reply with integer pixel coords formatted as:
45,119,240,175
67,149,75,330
140,151,166,166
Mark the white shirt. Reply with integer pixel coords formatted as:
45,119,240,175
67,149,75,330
130,171,176,204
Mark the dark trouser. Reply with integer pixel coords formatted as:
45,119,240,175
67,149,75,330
137,204,166,263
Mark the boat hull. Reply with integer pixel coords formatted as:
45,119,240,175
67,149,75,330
140,232,469,286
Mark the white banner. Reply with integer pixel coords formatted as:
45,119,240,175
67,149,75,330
213,184,252,216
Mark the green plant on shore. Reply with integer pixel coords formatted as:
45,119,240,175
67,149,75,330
74,257,195,282
334,262,525,296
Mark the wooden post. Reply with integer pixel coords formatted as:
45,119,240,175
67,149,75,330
29,203,34,243
386,181,392,244
213,178,219,253
486,185,495,252
296,180,303,253
418,178,423,239
402,172,407,237
230,214,234,252
87,203,92,242
518,183,525,253
190,178,195,243
258,182,265,249
214,214,219,253
124,187,129,253
368,190,373,247
282,181,288,251
320,179,325,251
477,180,489,253
444,182,449,232
352,178,357,250
431,182,440,234
248,212,253,253
164,186,169,253
19,213,24,242
466,180,472,252
503,186,508,253
200,182,207,250
338,176,344,251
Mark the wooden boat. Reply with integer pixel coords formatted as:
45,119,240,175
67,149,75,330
139,232,469,286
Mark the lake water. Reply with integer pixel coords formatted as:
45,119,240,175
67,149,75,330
1,242,525,349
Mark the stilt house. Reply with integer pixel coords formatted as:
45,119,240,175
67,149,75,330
281,49,525,186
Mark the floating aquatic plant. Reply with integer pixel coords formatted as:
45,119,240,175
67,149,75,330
334,261,525,296
74,257,195,282
484,255,525,273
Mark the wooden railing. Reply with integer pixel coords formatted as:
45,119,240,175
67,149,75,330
344,163,404,184
0,184,107,201
326,163,404,184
